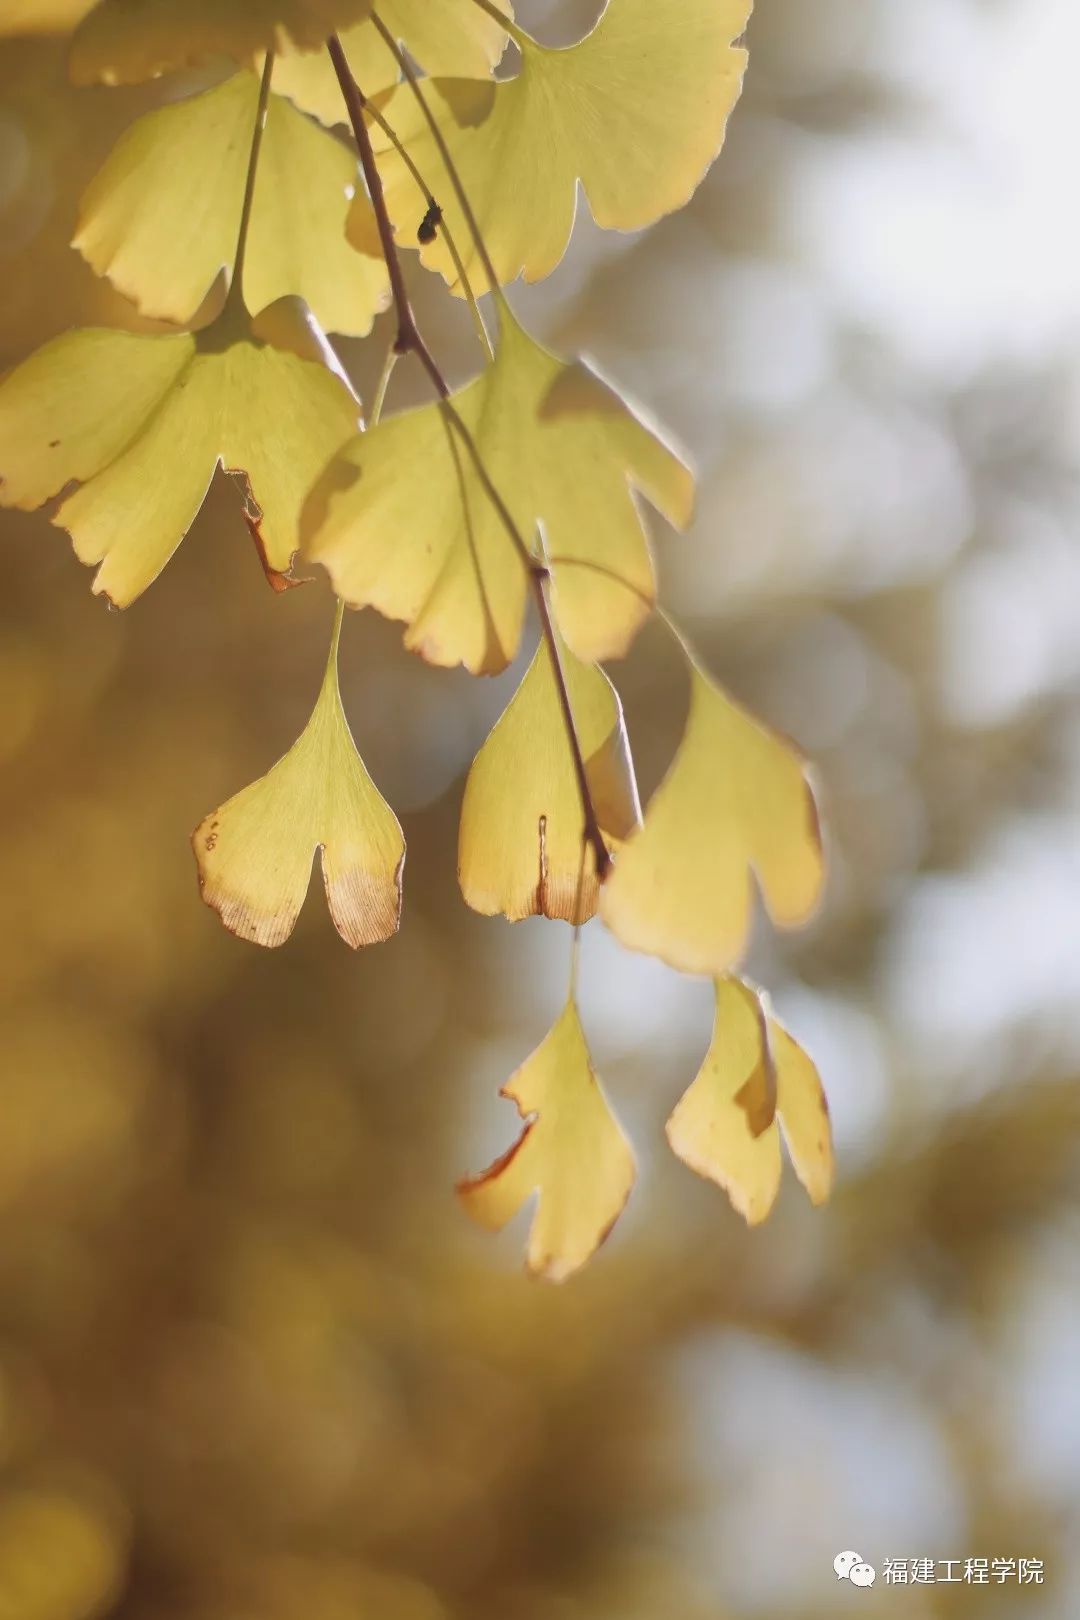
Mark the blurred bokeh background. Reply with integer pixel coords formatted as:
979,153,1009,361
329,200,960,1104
2,0,1079,1614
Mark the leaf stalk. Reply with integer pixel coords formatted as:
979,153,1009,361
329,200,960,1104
326,32,610,882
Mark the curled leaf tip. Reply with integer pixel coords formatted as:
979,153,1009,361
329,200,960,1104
666,976,834,1225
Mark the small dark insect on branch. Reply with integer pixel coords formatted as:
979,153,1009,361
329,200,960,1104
417,199,442,244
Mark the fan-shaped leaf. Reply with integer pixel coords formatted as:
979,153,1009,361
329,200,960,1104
600,650,824,975
459,634,640,925
304,305,692,674
0,297,360,605
458,998,635,1281
666,976,833,1223
193,635,404,948
367,0,752,293
74,70,387,335
68,0,373,84
273,0,514,126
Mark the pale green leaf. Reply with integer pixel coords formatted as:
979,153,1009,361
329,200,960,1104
74,70,388,335
368,0,752,293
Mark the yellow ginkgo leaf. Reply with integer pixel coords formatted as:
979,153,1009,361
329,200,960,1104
0,296,360,606
68,0,373,85
600,649,824,976
74,71,388,335
273,0,514,126
304,305,692,674
458,998,635,1281
459,634,640,925
666,976,833,1223
367,0,752,294
192,620,404,948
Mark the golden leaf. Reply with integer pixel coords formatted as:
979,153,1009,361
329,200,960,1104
666,976,834,1223
458,634,640,925
367,0,752,293
192,623,404,948
273,0,514,126
304,305,692,674
458,998,635,1281
74,70,388,335
0,296,360,606
68,0,373,84
600,648,824,976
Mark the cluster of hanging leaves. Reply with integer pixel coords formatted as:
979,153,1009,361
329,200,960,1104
0,0,833,1278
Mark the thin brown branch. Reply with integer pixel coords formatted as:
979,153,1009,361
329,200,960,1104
231,50,275,294
370,15,502,298
325,33,610,883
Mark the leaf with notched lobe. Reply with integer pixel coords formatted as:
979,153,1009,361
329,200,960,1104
273,0,514,126
666,976,833,1224
0,297,360,605
192,637,403,949
74,70,388,335
458,998,635,1281
600,648,824,977
304,304,692,675
459,634,640,926
365,0,753,294
68,0,373,84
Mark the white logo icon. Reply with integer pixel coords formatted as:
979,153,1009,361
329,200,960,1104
835,1551,876,1588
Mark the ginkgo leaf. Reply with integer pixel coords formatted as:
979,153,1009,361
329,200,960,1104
192,626,404,948
459,634,640,925
74,70,388,335
458,998,635,1281
666,976,833,1223
600,648,824,976
0,296,360,606
273,0,514,127
366,0,752,294
68,0,374,85
304,305,692,675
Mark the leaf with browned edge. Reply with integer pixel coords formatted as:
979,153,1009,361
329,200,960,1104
192,620,403,948
0,296,360,605
459,633,640,925
459,998,635,1281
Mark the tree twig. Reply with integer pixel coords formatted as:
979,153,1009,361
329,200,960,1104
231,50,276,296
326,33,611,881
